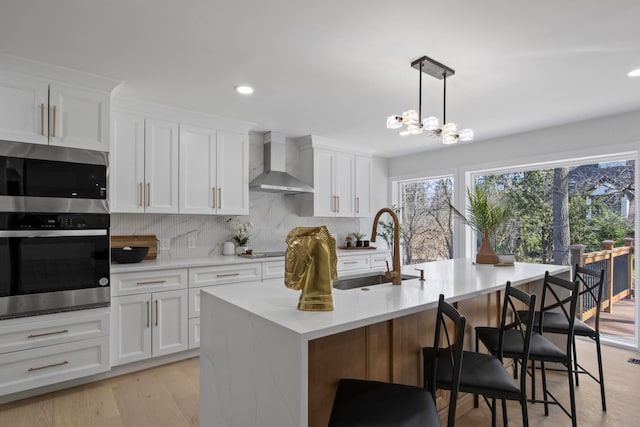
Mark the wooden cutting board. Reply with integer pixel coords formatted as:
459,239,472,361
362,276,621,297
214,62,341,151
111,235,157,260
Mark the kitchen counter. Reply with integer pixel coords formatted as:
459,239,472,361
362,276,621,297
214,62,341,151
199,259,569,427
110,248,388,273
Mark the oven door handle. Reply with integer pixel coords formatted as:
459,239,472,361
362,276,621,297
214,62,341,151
0,230,108,237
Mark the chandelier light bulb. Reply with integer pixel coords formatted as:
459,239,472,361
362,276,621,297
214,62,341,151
401,110,419,125
407,123,424,135
442,133,458,145
458,128,474,142
386,115,404,129
422,116,439,131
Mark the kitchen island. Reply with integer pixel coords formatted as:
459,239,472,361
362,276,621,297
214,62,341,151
199,259,569,427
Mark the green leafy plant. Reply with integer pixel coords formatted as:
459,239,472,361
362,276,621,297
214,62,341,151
351,232,367,241
451,186,511,245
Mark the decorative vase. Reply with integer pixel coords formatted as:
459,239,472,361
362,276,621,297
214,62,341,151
476,228,499,265
236,245,249,255
222,241,236,256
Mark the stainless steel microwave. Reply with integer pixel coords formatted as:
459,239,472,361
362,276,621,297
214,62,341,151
0,140,108,213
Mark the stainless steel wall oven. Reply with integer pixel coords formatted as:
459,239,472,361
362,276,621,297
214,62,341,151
0,140,110,319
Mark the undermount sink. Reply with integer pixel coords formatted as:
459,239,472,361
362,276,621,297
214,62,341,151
333,273,419,290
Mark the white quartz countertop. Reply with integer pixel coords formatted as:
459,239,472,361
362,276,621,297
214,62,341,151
201,259,569,340
110,248,389,273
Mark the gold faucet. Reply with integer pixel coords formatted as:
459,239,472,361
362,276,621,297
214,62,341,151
370,208,402,285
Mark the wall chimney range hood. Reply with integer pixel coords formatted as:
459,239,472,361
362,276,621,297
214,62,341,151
249,131,313,194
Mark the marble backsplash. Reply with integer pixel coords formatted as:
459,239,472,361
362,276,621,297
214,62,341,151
110,132,381,259
111,194,365,259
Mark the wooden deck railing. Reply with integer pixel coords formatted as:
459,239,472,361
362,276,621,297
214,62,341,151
569,238,634,321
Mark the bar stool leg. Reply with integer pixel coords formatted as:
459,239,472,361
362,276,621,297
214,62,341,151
595,334,607,411
541,360,549,416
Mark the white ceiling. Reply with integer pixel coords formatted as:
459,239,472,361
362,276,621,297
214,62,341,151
1,1,639,157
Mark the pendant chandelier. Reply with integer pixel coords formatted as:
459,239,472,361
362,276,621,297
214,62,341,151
386,56,473,145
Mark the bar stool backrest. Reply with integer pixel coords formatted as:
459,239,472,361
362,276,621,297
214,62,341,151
538,272,581,357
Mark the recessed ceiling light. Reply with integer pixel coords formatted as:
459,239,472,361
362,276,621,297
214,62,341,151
628,68,640,77
235,85,254,95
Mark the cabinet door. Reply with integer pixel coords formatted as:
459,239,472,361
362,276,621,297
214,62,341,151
111,112,145,212
354,155,372,217
110,294,152,366
0,71,48,145
145,118,179,213
152,289,188,357
216,131,249,215
313,149,336,217
334,152,355,217
179,125,217,214
49,83,110,151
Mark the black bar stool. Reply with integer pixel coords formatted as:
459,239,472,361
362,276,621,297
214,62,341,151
477,272,580,427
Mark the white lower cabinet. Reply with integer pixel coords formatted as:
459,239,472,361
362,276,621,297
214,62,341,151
110,269,188,366
189,317,200,349
0,308,109,396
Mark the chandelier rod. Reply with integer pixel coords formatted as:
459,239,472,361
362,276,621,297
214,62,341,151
443,71,447,126
418,61,423,122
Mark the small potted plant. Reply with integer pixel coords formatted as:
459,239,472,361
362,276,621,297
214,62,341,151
345,235,353,248
227,218,253,255
352,232,367,247
451,186,511,264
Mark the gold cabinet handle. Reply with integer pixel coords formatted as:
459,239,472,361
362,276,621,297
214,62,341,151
212,187,216,208
146,301,150,328
28,329,69,339
218,188,222,209
332,196,337,212
216,272,240,278
155,300,159,326
337,196,340,212
356,197,360,214
146,183,151,207
136,280,167,285
51,105,57,137
40,103,45,136
138,182,143,207
28,360,69,372
343,261,359,265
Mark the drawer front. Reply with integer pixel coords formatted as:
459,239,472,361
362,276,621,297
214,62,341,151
370,253,391,270
337,255,370,273
189,263,261,288
0,336,109,396
262,260,285,280
188,317,200,349
111,269,188,296
0,308,109,355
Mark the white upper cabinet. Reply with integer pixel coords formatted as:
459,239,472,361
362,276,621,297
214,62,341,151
354,155,372,217
145,118,179,213
179,125,217,214
111,112,145,212
0,69,112,151
179,126,248,215
215,131,249,215
48,83,110,151
0,72,48,145
298,136,373,218
111,113,179,213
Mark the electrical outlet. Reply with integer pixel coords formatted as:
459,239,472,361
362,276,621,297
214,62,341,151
158,238,171,250
187,237,196,249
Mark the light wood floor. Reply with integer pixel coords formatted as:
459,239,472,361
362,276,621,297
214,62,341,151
586,297,636,338
0,339,639,426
